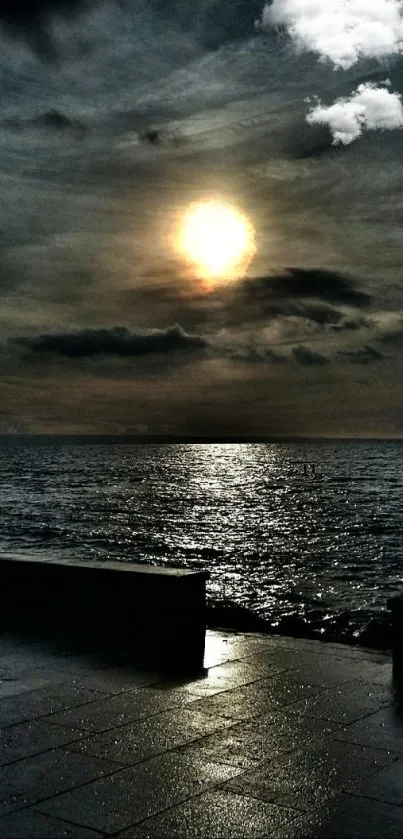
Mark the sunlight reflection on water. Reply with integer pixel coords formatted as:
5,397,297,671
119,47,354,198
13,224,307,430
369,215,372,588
0,440,402,639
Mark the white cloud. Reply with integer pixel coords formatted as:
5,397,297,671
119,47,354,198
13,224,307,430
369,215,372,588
259,0,403,69
306,81,403,144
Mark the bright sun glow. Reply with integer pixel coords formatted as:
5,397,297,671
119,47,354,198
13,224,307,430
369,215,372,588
177,200,255,285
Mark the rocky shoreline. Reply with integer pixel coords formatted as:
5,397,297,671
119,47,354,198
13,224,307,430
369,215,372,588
206,601,393,650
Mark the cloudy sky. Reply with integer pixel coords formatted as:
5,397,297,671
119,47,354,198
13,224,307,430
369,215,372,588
1,0,403,437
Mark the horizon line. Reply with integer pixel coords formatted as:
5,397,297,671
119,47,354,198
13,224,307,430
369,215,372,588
0,434,402,445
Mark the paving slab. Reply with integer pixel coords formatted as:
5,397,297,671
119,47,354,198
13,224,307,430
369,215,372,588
0,651,70,675
47,687,200,733
233,635,383,659
0,808,103,838
0,747,121,816
252,648,393,687
0,683,108,729
0,670,65,699
270,793,403,839
179,710,343,769
150,654,290,697
202,632,281,666
334,705,403,753
0,628,397,838
71,707,237,765
350,756,403,805
37,751,241,834
223,737,396,811
190,672,324,721
288,681,394,724
116,789,300,838
0,719,85,766
68,667,164,694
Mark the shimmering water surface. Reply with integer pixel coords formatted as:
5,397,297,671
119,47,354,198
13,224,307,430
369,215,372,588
1,441,402,642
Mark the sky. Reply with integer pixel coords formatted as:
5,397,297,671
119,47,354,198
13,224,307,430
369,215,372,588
1,0,403,437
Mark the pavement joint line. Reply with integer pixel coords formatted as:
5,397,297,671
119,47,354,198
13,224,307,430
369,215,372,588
347,783,403,805
189,682,336,717
102,782,306,837
339,754,403,792
31,757,252,835
213,785,308,814
65,710,367,772
0,691,114,730
327,737,403,762
1,755,131,816
0,732,87,769
67,716,246,765
284,698,396,727
332,728,403,760
332,732,403,762
213,779,342,812
109,768,262,836
27,808,109,838
209,781,307,810
331,737,403,753
238,645,393,663
45,700,239,735
215,743,403,803
149,666,305,697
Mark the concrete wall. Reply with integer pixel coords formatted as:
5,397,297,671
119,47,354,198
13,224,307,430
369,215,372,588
0,554,208,673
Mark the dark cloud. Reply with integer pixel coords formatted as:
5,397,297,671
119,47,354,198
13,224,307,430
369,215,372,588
4,109,87,137
137,127,188,150
242,268,371,308
32,109,86,133
142,128,162,146
150,0,263,48
293,137,335,160
0,0,93,57
233,292,346,326
15,324,209,358
132,266,369,335
289,123,336,160
184,269,370,332
377,326,403,345
0,0,90,28
225,344,287,364
0,0,263,57
337,345,383,365
196,0,264,48
330,315,370,332
292,345,328,366
269,302,343,325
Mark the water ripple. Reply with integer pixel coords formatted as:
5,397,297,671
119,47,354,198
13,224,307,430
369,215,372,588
0,440,402,642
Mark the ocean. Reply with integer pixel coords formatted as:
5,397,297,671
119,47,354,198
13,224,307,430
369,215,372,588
1,440,402,647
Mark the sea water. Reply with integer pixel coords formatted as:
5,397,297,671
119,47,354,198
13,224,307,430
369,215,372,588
1,440,402,644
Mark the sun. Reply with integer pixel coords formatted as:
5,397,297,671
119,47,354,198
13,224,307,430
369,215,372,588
177,200,255,286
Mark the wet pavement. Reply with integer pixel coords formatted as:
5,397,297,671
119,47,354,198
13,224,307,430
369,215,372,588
0,629,401,837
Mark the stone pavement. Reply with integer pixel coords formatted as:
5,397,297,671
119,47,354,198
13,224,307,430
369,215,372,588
0,629,402,837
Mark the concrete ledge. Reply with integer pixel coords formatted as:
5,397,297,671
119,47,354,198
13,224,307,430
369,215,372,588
0,553,208,673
